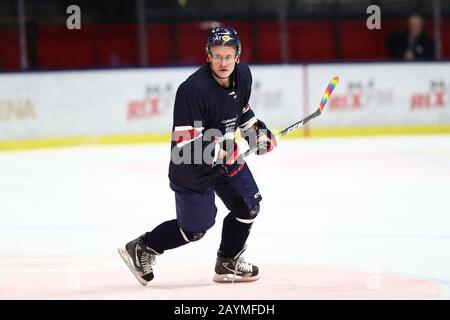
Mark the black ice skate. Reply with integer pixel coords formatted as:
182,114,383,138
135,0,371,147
213,246,259,283
118,235,159,286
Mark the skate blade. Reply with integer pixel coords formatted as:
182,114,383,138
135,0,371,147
118,247,149,286
213,273,259,283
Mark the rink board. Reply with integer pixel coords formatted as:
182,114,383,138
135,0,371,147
1,63,450,150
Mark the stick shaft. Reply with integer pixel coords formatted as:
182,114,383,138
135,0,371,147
242,108,321,158
242,76,339,159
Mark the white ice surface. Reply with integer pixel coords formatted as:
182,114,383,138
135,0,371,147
0,135,449,299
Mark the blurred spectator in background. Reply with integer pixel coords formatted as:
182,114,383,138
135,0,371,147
387,14,435,60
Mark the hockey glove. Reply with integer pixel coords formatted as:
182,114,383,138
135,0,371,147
244,119,277,155
213,139,245,177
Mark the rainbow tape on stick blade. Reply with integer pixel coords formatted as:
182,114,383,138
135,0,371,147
319,76,339,112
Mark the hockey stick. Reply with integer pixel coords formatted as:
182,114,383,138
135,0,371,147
241,76,339,158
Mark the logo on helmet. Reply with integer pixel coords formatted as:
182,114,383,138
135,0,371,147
221,35,231,43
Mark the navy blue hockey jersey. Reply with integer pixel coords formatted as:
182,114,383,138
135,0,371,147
168,63,257,193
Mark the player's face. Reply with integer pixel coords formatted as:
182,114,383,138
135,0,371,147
207,46,239,79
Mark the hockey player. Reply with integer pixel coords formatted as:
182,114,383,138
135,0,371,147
118,27,277,285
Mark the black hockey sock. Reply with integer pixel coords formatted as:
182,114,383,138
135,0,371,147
144,219,188,254
219,213,252,257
